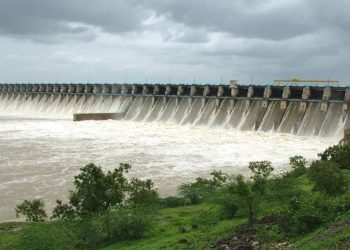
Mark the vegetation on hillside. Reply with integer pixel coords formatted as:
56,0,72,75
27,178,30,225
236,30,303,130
1,134,350,249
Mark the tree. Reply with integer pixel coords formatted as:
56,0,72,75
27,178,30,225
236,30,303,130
52,163,160,219
249,161,273,179
209,170,227,187
319,140,350,170
249,161,274,195
233,175,256,225
16,199,47,222
307,160,347,195
178,170,227,205
229,162,274,226
285,155,308,178
277,197,324,236
51,200,75,220
178,182,202,205
67,163,130,217
127,178,159,207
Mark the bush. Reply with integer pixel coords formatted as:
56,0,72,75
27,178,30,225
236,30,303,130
277,193,350,237
178,171,228,205
20,207,155,248
209,170,228,187
249,161,274,179
249,161,274,195
332,192,350,214
307,160,347,195
228,161,274,226
127,178,159,207
267,177,304,201
277,208,323,236
229,175,256,225
51,200,76,221
178,182,202,205
96,207,154,243
20,221,82,250
69,163,130,217
160,196,186,208
218,195,239,219
277,197,324,236
52,163,160,219
319,142,350,170
285,155,308,178
15,199,47,222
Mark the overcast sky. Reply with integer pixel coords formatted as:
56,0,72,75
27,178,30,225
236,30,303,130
0,0,349,84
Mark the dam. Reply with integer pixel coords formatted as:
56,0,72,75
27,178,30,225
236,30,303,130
0,81,349,137
0,81,346,222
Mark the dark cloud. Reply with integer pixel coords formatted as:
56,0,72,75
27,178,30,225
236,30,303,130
141,0,317,40
0,0,348,42
0,0,349,83
0,0,147,40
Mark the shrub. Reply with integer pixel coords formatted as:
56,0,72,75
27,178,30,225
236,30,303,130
51,200,76,221
248,161,274,179
22,208,155,248
309,193,350,220
228,162,274,226
178,182,202,205
210,170,228,187
277,197,324,236
319,142,350,170
251,176,268,195
307,160,347,195
20,221,82,250
218,195,239,219
285,155,308,178
277,208,323,236
267,177,304,201
160,196,186,208
277,194,350,237
52,163,160,219
229,175,256,225
178,170,228,205
96,207,154,243
15,199,47,222
249,161,274,195
69,163,130,216
332,192,350,214
127,178,159,207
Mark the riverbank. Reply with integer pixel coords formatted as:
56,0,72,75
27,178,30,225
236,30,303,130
1,168,350,249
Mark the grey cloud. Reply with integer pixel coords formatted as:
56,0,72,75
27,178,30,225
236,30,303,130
0,0,348,43
170,28,210,43
0,0,349,84
141,0,318,40
141,0,350,42
0,0,148,41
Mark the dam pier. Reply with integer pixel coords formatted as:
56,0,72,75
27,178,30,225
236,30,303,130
0,81,349,137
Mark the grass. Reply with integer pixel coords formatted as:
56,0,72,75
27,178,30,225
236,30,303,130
0,222,23,250
294,211,350,250
103,204,245,250
2,170,350,250
0,204,246,250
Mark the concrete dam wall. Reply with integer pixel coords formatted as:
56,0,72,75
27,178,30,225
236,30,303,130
0,82,350,138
